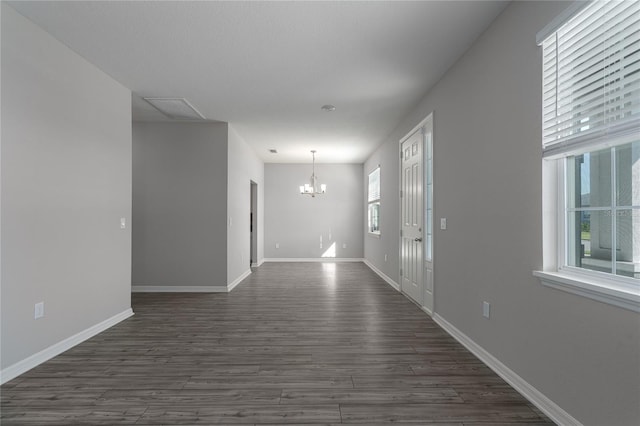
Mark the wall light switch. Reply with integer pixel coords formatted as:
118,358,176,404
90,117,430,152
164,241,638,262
483,301,491,319
440,218,447,230
120,217,126,229
34,302,44,319
275,243,279,249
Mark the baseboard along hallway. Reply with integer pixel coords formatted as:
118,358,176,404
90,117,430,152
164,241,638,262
1,262,554,425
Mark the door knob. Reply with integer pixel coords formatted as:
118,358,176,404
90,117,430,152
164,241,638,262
414,237,422,242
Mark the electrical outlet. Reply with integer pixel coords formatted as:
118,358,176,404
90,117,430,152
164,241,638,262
384,254,388,262
482,301,490,319
120,217,126,229
275,243,279,249
440,218,447,230
342,243,347,249
34,302,44,319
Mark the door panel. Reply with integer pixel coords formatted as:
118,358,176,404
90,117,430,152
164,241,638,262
400,130,423,305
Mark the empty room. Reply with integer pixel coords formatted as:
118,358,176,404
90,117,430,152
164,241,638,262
1,1,639,425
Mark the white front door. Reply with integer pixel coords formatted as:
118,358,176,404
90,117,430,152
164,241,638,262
400,129,423,305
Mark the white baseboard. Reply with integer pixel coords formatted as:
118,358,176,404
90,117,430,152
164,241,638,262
251,258,265,268
132,285,228,293
420,305,433,316
433,313,582,426
363,259,400,291
0,308,134,385
228,269,251,292
263,258,365,263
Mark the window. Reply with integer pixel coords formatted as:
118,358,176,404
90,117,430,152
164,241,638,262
566,143,640,278
425,127,433,262
368,166,380,235
535,0,640,312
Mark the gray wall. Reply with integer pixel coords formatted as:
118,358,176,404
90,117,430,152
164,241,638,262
132,122,228,288
364,2,640,425
1,4,132,369
265,164,364,259
364,144,400,279
227,125,264,283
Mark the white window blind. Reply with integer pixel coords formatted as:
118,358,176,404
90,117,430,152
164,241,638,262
368,167,380,202
541,0,640,158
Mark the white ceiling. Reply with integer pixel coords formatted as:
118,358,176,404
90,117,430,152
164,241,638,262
9,1,508,163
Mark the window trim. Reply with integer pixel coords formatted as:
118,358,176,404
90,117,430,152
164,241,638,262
367,166,381,236
534,270,640,313
536,153,640,313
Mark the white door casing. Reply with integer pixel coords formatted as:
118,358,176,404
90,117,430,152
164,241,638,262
399,113,434,313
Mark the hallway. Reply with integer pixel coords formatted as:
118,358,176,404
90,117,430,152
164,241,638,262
1,262,553,424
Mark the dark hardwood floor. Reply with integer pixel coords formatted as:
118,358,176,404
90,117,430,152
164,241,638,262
1,262,554,425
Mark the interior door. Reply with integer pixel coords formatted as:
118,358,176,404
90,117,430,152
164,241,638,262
400,129,423,305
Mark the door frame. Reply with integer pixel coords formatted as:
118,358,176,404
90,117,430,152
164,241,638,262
398,112,435,315
250,180,258,267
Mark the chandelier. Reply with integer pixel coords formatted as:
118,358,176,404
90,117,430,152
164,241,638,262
300,150,326,197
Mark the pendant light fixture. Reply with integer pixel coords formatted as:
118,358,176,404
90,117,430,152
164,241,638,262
300,150,326,197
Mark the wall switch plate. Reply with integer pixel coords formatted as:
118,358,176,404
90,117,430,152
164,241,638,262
342,243,347,249
120,217,126,229
34,302,44,319
275,243,279,249
440,218,447,230
229,217,233,227
483,301,490,319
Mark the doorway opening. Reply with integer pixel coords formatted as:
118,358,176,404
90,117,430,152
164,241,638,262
399,113,434,314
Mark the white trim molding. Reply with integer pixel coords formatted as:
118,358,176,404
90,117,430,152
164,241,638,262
433,313,583,426
132,285,228,293
0,308,134,385
534,270,640,313
251,258,265,268
263,258,365,263
420,305,433,316
363,259,400,291
228,269,252,292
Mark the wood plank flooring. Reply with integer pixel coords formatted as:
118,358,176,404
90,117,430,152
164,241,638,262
1,262,555,425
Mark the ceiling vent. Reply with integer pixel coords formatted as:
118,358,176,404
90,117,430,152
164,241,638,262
143,97,206,120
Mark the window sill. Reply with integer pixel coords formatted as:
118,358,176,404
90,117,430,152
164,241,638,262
368,232,381,239
533,270,640,313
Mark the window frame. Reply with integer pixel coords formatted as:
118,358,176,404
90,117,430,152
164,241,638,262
367,166,381,236
535,0,640,312
535,154,640,313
